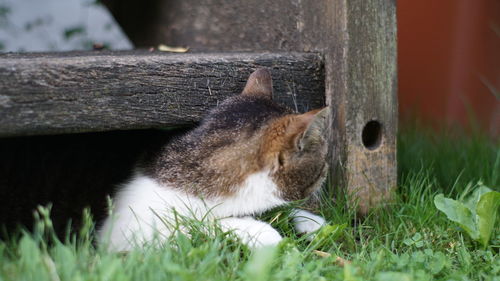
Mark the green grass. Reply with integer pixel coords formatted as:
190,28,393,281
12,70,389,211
1,127,499,281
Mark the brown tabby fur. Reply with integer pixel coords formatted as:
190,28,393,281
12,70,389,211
144,69,328,202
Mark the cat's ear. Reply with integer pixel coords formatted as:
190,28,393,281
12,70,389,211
293,107,330,150
241,68,273,99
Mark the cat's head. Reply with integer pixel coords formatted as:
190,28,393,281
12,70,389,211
242,69,330,201
158,68,330,205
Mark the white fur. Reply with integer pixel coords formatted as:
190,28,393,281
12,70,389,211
211,170,287,217
292,209,326,235
98,170,287,251
218,217,282,247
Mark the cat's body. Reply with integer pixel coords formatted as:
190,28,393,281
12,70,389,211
99,69,329,251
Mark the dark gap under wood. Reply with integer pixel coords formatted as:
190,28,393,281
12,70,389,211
0,129,188,235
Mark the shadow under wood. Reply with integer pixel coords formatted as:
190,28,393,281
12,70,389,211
0,128,189,238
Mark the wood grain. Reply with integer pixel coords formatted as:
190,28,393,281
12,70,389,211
0,51,325,137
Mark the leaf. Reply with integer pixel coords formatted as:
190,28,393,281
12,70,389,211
402,238,414,246
309,223,347,248
414,240,424,248
157,44,189,53
464,184,493,212
434,194,479,240
429,251,447,274
316,223,346,240
476,191,500,247
412,251,426,263
412,232,422,241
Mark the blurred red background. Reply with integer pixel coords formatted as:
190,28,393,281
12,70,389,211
398,0,499,136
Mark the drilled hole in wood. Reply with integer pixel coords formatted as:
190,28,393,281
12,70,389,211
362,120,382,150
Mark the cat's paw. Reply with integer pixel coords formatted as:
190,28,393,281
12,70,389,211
292,209,326,234
253,229,283,247
219,217,282,248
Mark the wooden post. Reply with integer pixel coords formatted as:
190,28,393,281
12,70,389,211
107,0,398,213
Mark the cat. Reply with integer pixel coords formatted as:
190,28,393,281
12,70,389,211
98,68,330,251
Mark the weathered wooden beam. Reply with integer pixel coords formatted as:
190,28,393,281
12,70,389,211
0,51,324,137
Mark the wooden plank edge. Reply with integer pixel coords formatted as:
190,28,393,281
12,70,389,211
0,51,325,137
